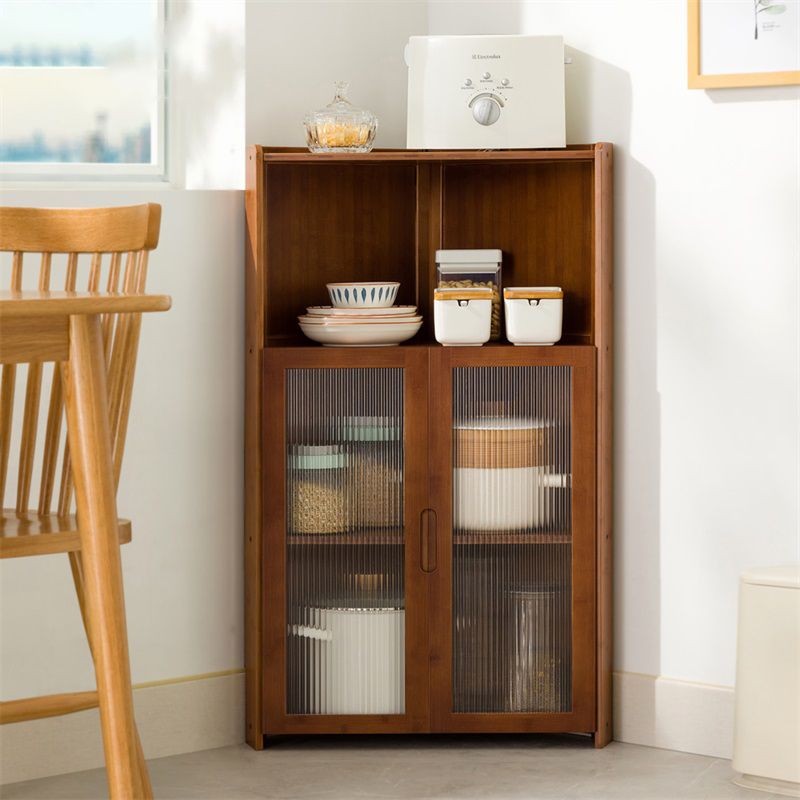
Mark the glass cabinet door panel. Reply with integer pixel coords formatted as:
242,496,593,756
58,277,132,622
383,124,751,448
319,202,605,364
452,366,572,713
285,367,405,715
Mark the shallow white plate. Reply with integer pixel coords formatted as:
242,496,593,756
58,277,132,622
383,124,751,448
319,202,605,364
306,305,418,317
299,319,423,347
298,314,422,325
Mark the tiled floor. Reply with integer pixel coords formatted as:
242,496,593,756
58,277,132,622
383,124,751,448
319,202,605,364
1,735,778,800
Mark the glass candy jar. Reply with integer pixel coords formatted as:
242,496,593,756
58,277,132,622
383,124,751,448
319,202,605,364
304,81,378,153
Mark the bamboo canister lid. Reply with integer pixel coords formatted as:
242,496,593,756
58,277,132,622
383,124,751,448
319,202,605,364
503,288,563,300
454,425,549,469
434,288,493,302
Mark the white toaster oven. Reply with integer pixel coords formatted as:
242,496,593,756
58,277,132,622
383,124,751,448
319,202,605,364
405,34,566,150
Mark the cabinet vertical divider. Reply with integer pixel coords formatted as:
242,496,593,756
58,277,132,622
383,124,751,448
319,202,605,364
428,346,453,732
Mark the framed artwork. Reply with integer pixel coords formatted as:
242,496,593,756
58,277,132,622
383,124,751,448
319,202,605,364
688,0,800,87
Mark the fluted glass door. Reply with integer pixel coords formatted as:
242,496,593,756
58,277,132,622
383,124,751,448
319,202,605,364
451,366,573,714
285,367,405,715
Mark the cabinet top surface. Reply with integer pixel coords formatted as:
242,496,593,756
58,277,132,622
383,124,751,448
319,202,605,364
252,144,611,164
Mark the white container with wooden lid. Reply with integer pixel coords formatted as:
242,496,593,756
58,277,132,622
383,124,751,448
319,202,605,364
503,286,563,345
434,287,493,346
436,249,502,339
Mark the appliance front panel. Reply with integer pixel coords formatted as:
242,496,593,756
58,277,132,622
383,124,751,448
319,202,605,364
407,35,566,150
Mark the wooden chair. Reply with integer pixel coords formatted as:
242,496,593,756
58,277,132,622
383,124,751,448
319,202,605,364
0,204,171,799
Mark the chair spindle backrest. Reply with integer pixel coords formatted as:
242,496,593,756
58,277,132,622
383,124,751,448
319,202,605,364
0,204,161,517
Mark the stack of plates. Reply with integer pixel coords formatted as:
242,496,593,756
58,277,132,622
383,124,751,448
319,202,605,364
298,306,422,347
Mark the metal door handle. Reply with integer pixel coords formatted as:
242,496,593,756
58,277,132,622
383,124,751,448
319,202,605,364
420,508,437,573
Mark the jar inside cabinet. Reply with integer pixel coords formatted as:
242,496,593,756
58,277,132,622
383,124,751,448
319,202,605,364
436,249,502,340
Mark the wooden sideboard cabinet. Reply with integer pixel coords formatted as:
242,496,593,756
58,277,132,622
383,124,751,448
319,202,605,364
245,144,613,748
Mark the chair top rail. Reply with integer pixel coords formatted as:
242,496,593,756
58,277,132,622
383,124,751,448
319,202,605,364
0,204,161,253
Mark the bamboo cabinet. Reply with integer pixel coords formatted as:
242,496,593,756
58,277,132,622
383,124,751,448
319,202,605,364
245,145,613,748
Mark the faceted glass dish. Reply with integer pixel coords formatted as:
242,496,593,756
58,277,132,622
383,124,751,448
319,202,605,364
304,81,378,153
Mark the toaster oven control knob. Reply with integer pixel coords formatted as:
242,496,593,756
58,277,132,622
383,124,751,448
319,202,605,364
470,93,502,126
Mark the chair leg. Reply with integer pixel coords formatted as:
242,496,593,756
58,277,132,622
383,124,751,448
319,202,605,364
64,314,149,800
70,550,153,798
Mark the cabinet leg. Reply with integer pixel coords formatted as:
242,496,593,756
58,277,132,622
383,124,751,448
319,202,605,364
593,729,612,748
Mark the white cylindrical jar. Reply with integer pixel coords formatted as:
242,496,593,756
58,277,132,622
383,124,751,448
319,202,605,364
504,287,563,345
434,287,492,346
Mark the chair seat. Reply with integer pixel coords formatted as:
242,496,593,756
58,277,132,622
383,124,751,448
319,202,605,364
0,510,132,559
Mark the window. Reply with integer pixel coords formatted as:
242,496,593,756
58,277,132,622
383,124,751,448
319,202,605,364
0,0,166,179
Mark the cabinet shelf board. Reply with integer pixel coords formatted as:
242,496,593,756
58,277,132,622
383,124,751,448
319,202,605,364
260,146,600,164
288,532,404,545
454,531,571,545
266,336,594,352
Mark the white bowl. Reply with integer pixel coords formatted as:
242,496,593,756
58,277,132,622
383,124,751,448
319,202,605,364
299,318,422,347
306,305,417,317
327,282,400,308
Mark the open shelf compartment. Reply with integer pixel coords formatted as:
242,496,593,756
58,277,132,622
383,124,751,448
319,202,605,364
256,147,603,347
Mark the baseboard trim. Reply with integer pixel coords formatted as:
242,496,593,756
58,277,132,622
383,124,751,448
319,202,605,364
1,669,245,785
613,670,734,759
3,668,733,784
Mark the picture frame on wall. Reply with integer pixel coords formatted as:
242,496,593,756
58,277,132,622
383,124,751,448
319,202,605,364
688,0,800,87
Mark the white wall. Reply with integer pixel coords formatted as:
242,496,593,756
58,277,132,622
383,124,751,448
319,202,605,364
429,0,800,690
0,189,244,699
246,1,427,146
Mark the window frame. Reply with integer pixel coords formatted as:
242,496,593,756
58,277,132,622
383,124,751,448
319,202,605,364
0,0,168,182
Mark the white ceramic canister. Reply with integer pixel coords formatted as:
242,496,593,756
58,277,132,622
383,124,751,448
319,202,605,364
453,417,567,530
291,608,405,714
454,467,567,530
503,287,563,346
434,287,492,346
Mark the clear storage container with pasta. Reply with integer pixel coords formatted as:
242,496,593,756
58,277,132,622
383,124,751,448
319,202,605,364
288,446,349,534
436,249,502,340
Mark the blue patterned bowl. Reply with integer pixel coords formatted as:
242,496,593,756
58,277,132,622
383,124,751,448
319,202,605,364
326,282,400,308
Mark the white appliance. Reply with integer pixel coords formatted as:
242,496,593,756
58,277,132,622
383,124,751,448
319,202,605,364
405,35,566,150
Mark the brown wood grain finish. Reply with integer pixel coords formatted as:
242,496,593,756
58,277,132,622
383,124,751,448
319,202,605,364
442,161,593,341
0,691,100,725
260,146,598,164
261,347,430,735
245,144,266,749
0,315,68,364
593,143,614,747
428,346,596,734
0,291,170,317
0,513,131,558
64,313,144,797
414,162,443,339
264,163,417,342
245,147,613,746
1,203,166,796
0,204,161,253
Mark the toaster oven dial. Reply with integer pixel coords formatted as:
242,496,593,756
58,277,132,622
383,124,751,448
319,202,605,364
469,93,503,126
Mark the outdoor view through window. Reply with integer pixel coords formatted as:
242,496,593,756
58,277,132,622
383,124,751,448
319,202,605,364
0,0,164,174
